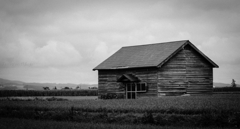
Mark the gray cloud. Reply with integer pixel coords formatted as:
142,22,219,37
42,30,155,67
0,0,240,83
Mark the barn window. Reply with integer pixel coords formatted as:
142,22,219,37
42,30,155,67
125,82,147,99
125,82,147,92
136,82,147,92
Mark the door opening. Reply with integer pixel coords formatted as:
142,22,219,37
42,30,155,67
125,82,147,99
126,83,137,99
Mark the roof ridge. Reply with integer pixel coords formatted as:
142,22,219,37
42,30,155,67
122,40,188,48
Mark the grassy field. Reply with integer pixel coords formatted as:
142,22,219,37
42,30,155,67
0,89,98,97
0,94,240,128
213,87,240,92
0,118,237,129
1,94,239,112
0,96,98,101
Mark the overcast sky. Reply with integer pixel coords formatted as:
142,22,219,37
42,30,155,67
0,0,240,84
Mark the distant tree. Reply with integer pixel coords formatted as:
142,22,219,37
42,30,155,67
62,87,70,90
231,79,236,88
43,87,50,90
76,86,81,90
53,86,57,90
89,86,98,89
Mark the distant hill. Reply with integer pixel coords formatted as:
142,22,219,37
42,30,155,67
0,78,97,90
0,78,25,90
0,78,24,84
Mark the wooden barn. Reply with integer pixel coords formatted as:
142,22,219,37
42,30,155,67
93,40,218,99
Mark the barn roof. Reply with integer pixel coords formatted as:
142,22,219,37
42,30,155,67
93,40,218,70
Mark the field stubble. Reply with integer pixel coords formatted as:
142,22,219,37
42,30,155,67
0,94,240,127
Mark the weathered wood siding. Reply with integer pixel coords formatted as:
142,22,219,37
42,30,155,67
158,45,213,96
158,49,188,96
185,45,213,95
98,70,121,98
98,68,158,98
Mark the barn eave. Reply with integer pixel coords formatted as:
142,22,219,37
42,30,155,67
93,65,157,71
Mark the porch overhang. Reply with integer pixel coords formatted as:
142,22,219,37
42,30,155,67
117,74,140,82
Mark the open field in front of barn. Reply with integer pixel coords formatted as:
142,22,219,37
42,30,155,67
0,117,237,129
0,94,240,128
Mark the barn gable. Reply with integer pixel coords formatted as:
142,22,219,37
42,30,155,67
158,44,215,96
93,40,218,71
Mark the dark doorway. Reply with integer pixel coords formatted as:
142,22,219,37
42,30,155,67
126,83,137,99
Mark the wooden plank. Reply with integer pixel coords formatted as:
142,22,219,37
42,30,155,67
158,85,187,88
158,90,186,93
